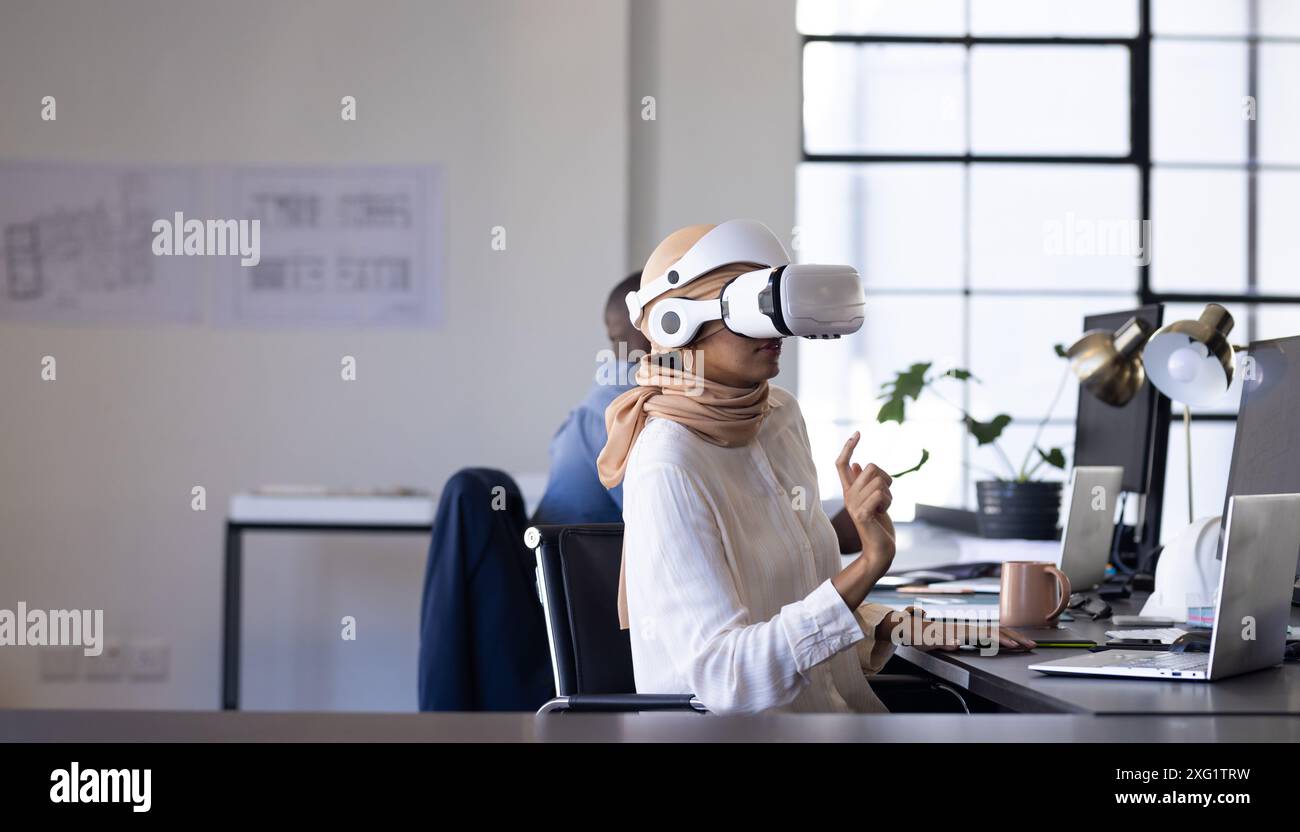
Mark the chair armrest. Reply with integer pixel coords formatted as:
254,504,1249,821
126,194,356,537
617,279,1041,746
537,694,706,714
524,523,624,550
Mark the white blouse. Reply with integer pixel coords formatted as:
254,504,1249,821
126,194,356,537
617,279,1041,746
621,386,895,714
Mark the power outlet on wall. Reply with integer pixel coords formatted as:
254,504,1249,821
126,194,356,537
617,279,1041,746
39,645,82,681
129,640,170,682
83,640,126,681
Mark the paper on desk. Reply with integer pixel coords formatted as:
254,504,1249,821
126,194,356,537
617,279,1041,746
956,536,1061,564
867,589,1000,621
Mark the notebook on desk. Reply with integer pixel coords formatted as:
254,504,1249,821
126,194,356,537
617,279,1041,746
868,589,999,621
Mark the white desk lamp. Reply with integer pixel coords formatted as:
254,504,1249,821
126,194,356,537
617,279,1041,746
1068,304,1239,524
1067,305,1246,620
1141,304,1238,524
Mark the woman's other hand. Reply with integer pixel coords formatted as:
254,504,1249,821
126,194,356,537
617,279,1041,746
836,432,896,582
879,608,1038,652
830,432,897,609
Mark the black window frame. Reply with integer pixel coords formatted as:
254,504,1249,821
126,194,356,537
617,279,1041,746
798,0,1300,508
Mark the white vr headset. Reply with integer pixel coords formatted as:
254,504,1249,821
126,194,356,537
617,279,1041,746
626,220,865,349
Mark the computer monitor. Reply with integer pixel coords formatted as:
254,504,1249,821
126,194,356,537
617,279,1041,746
1072,305,1171,560
1220,335,1300,603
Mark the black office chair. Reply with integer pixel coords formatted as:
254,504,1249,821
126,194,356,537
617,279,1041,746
525,523,706,715
526,523,969,715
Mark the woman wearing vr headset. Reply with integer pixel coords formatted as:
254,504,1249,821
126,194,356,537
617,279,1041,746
597,221,1034,714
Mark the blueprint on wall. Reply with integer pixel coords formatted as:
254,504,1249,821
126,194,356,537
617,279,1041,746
0,161,204,323
0,161,444,328
209,165,444,328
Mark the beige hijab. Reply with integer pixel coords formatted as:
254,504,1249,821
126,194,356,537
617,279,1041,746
598,224,775,627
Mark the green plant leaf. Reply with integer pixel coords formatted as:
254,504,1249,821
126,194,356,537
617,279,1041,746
876,362,933,424
877,396,906,424
965,414,1011,445
939,368,977,382
891,448,930,478
1036,446,1067,470
878,362,931,401
1054,343,1068,358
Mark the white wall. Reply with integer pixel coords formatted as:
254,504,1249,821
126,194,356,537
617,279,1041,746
0,0,630,710
0,0,800,710
628,0,801,390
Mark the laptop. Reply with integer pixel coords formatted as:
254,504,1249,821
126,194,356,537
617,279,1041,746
1029,493,1300,681
874,468,1123,620
1056,466,1124,590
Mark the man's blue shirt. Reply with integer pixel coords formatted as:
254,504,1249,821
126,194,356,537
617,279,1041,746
532,365,635,524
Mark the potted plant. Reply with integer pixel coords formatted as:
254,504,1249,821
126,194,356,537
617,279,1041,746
876,347,1072,539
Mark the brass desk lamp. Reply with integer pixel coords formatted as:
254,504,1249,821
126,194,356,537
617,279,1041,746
1067,304,1240,524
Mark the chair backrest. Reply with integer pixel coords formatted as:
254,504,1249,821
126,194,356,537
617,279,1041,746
526,524,635,697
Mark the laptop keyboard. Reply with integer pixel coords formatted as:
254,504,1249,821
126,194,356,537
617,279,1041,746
1107,651,1208,671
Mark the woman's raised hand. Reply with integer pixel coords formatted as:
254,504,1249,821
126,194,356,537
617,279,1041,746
835,432,896,586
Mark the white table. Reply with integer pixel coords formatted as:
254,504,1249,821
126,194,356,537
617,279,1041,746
222,479,547,710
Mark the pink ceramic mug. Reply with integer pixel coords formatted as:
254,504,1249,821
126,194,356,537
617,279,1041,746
1000,561,1071,627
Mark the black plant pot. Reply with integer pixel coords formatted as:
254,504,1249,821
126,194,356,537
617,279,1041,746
975,480,1062,540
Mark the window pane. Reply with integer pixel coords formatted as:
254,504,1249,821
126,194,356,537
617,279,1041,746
1150,169,1247,293
800,293,966,519
1256,305,1300,341
1161,301,1252,414
798,0,965,36
968,296,1139,421
1152,42,1248,163
804,43,966,155
796,163,963,289
1259,44,1300,165
970,164,1141,290
807,417,966,521
970,46,1129,156
1258,171,1300,294
1153,0,1250,36
799,294,966,426
799,294,967,517
1260,0,1300,36
1159,422,1237,541
971,0,1137,36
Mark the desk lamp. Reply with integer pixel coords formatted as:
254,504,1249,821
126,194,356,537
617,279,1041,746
1067,304,1239,524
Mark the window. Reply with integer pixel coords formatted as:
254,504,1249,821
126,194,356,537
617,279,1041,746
797,0,1300,532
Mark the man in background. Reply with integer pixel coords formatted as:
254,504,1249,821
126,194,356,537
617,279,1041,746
419,272,651,711
531,272,650,524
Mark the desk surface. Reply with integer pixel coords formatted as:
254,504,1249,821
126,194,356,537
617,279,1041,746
2,709,1298,743
878,522,1300,714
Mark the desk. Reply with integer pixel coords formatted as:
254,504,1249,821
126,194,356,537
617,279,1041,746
222,491,438,711
871,522,1300,715
220,479,550,711
2,709,1298,743
222,515,433,712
